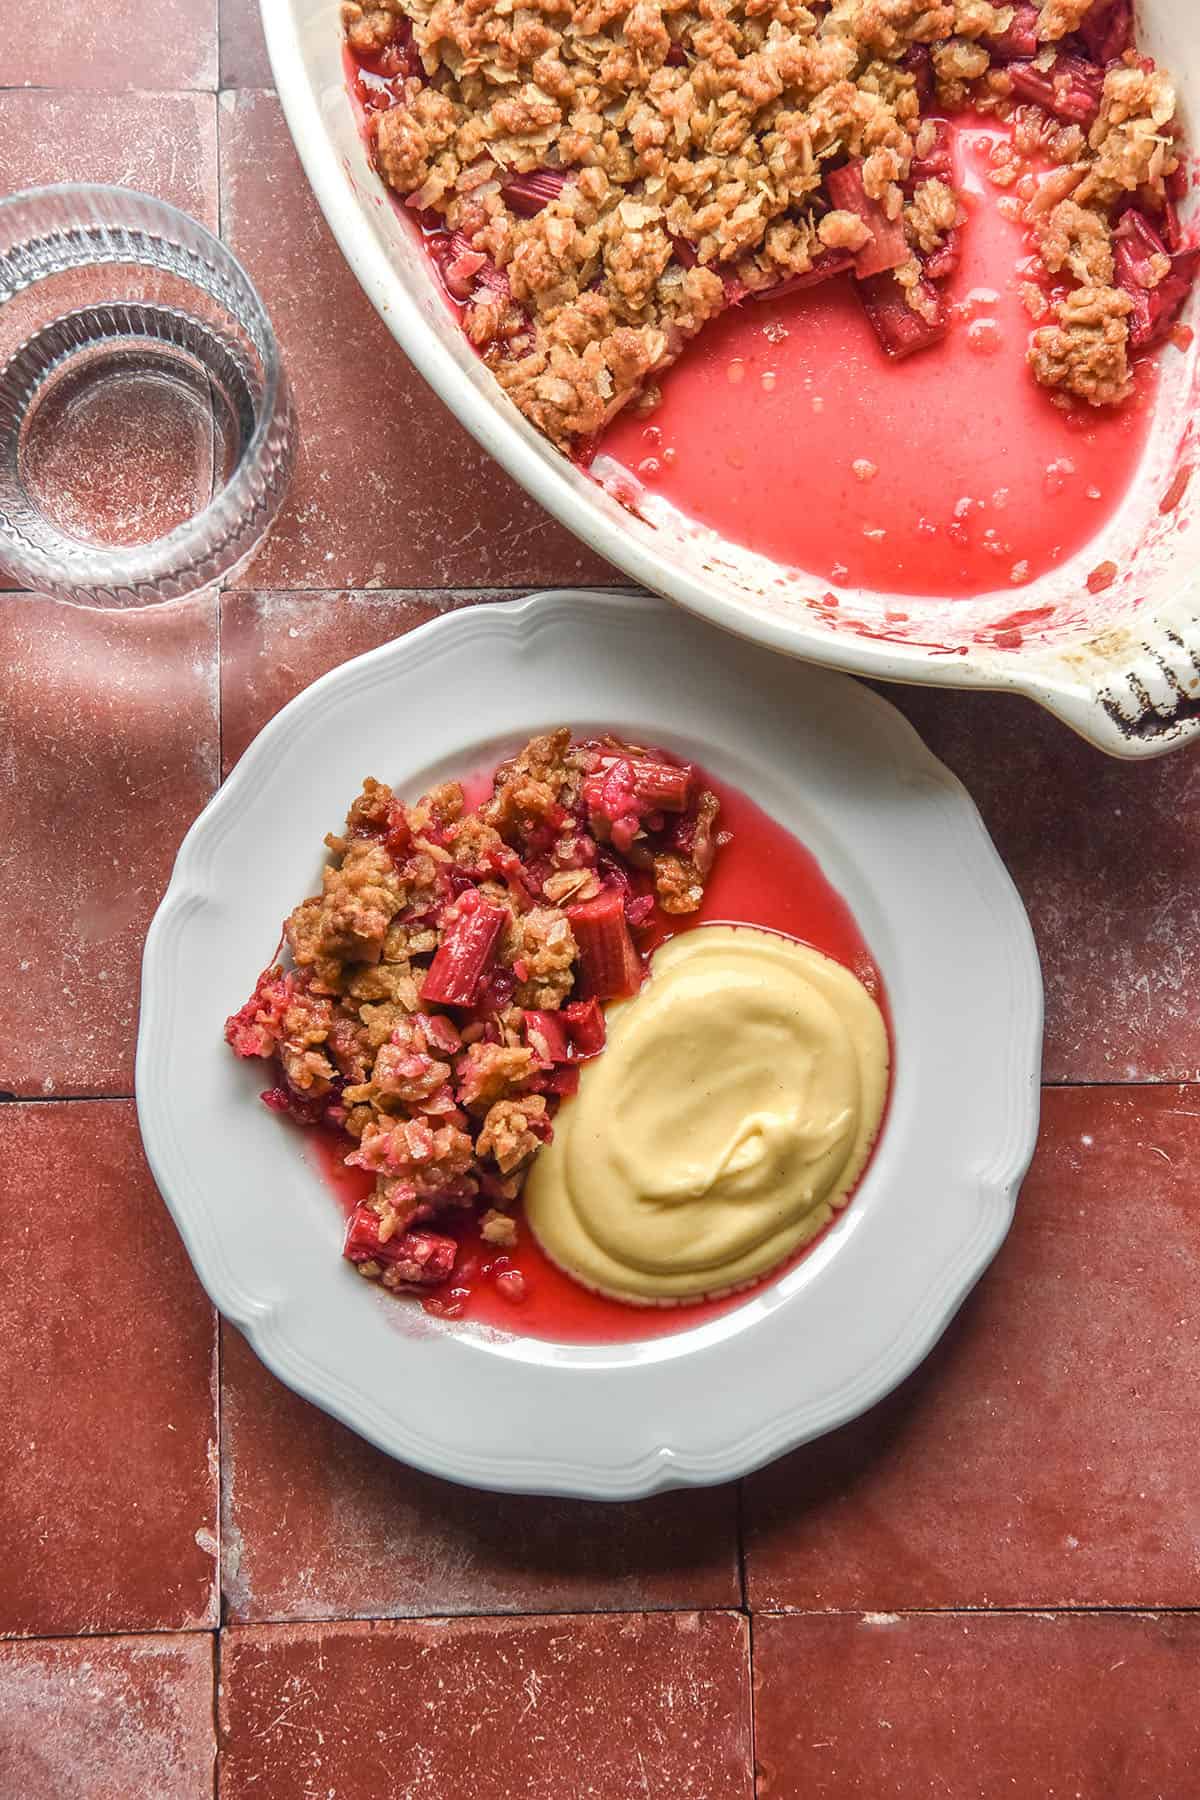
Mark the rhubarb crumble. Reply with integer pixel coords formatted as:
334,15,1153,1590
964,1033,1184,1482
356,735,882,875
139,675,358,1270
225,732,725,1300
343,0,1196,448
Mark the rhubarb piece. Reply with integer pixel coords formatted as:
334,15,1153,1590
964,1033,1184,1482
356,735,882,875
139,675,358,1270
566,887,644,1000
1163,166,1188,253
924,229,962,283
562,997,606,1057
524,997,607,1064
535,1063,581,1097
473,261,511,304
858,272,949,359
1114,210,1200,349
626,756,692,811
584,753,689,852
670,240,750,305
420,889,507,1007
908,119,954,188
343,1207,458,1285
523,1008,572,1065
443,246,487,301
827,160,909,279
464,964,517,1025
1078,0,1134,64
225,965,300,1059
757,249,855,299
500,168,570,216
984,2,1039,61
430,231,509,304
1007,53,1104,126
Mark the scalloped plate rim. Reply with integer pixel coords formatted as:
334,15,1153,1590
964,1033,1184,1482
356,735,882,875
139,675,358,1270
136,589,1042,1498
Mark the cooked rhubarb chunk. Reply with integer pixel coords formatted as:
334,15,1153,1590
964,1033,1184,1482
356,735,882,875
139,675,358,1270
908,119,953,187
1114,211,1200,350
1007,54,1104,126
858,273,949,360
566,888,643,1000
759,250,855,300
524,997,607,1064
826,160,910,280
500,168,570,216
984,2,1039,61
561,997,606,1057
420,890,507,1007
344,1206,458,1285
523,1008,572,1065
1079,0,1134,64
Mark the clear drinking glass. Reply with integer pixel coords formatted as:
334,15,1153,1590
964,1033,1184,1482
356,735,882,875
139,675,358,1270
0,183,297,607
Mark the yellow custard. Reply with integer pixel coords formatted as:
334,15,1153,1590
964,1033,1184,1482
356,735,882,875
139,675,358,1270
524,925,889,1303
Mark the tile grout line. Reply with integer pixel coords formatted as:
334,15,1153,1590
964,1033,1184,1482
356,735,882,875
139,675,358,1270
203,1600,1200,1631
0,83,219,97
2,1624,222,1649
211,1621,223,1800
0,1093,134,1105
8,1602,1200,1653
747,1610,759,1800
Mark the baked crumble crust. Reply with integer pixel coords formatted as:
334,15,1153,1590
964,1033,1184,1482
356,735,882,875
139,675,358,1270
343,0,1191,441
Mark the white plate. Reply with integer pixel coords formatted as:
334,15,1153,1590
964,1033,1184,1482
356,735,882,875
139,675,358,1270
137,590,1042,1498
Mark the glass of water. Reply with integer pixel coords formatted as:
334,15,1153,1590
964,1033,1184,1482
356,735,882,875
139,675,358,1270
0,183,297,607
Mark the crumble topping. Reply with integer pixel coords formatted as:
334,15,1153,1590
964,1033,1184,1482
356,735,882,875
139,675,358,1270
225,733,725,1298
344,0,1194,443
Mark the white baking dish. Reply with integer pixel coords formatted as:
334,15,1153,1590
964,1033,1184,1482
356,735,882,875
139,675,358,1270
263,0,1200,757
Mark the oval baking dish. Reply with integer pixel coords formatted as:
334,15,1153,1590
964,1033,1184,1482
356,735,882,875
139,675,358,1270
264,0,1200,758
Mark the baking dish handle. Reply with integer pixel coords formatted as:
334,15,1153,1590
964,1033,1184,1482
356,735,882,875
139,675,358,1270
1036,614,1200,759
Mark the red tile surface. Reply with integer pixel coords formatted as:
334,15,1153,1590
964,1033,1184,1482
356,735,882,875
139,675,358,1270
0,598,217,1097
219,1612,751,1798
0,1104,218,1636
221,1324,739,1621
219,588,496,772
0,1633,215,1800
889,684,1200,1082
9,0,1200,1779
753,1611,1200,1799
0,91,218,227
744,1084,1200,1612
0,0,216,91
219,0,274,88
217,92,613,590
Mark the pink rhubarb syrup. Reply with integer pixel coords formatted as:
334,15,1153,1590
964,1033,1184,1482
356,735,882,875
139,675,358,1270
309,767,891,1345
595,119,1161,599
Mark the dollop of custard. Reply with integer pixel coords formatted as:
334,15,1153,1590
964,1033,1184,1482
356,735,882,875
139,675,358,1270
525,925,890,1304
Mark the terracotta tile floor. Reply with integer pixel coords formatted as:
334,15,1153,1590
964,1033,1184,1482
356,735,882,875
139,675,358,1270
4,4,1199,1792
